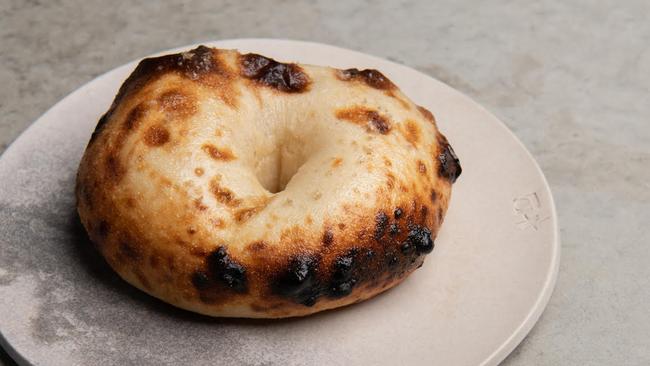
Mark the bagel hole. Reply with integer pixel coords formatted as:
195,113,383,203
254,136,309,194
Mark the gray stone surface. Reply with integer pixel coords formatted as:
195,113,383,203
0,0,648,365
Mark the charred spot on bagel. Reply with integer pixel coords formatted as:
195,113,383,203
272,254,321,306
374,212,389,240
370,115,391,134
190,247,248,299
107,46,228,114
206,247,248,292
406,225,435,255
416,105,436,124
437,134,462,183
337,68,396,91
240,53,311,93
175,45,221,79
209,178,241,207
143,125,170,146
328,249,359,298
389,223,400,236
335,106,391,134
201,144,236,161
438,144,462,183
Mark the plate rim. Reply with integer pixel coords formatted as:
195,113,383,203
0,38,560,366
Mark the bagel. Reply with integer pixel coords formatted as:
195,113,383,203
76,46,462,318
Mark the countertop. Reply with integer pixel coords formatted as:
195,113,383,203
1,1,648,365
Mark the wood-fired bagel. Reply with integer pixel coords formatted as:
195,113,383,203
76,46,462,318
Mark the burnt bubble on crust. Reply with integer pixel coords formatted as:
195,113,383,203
437,134,462,184
337,68,396,90
328,249,358,298
115,45,219,105
271,249,363,303
405,225,435,255
389,223,400,236
374,212,389,240
272,255,321,306
240,53,310,93
207,247,248,292
88,46,225,144
192,246,247,294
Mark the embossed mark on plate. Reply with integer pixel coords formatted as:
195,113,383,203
513,192,550,231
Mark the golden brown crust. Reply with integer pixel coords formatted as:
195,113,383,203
335,106,392,134
76,46,461,318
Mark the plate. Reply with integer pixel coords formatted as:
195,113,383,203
0,39,559,366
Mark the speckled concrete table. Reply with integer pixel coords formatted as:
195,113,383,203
1,1,648,365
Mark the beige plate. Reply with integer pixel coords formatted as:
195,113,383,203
0,39,559,366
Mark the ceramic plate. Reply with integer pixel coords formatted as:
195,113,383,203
0,39,559,366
